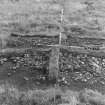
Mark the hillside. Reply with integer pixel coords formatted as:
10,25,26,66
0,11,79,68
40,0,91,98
0,1,105,105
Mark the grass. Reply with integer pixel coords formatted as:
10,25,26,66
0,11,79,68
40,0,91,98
79,88,105,105
0,82,79,105
0,82,104,105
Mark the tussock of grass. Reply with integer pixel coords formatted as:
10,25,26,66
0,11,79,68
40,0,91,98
79,88,105,105
61,90,79,105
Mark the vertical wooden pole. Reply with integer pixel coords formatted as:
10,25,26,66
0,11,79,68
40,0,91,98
49,46,59,80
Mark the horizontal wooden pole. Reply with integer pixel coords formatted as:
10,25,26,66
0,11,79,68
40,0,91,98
47,45,105,57
0,46,52,56
1,44,105,57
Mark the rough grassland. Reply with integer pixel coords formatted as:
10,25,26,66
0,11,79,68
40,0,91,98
0,82,104,105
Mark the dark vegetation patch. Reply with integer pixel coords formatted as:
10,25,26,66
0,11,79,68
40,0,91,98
7,34,59,48
59,49,105,92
